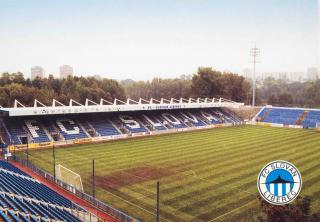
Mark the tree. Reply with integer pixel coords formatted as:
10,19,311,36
191,67,222,98
191,67,250,101
268,94,278,105
278,93,293,106
258,196,320,222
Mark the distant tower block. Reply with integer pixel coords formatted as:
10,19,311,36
31,66,45,79
59,65,74,79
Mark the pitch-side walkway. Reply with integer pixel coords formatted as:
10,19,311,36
9,160,119,222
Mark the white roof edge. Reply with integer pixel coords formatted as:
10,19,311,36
262,105,320,112
0,98,244,117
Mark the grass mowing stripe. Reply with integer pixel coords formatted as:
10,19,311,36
26,125,302,174
163,143,320,207
89,143,320,221
23,126,320,222
31,125,294,164
159,136,320,199
178,153,320,215
26,127,287,177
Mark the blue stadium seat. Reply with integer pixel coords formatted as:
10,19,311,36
198,110,221,124
0,210,11,221
302,111,320,128
141,114,167,131
159,113,187,129
3,108,243,145
118,115,148,133
259,108,304,125
257,107,320,128
177,111,206,127
4,119,25,145
54,118,88,140
24,119,50,143
0,161,30,177
0,160,82,222
257,108,270,118
88,118,120,136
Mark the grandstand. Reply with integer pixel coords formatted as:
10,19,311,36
0,98,243,146
0,160,89,222
255,106,320,129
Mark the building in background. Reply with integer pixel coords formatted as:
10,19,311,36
59,65,73,78
242,68,252,79
306,67,319,81
31,66,45,79
259,72,304,82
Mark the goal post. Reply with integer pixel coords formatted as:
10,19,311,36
55,164,84,192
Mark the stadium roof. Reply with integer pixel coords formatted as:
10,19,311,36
0,97,244,117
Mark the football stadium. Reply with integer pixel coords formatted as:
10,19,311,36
1,1,319,222
0,97,319,222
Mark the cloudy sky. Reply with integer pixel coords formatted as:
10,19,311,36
0,0,318,80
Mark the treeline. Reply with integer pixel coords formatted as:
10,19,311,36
258,77,320,108
0,67,250,107
2,67,318,108
121,67,250,103
0,72,125,107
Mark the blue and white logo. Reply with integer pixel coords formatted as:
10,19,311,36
257,160,302,205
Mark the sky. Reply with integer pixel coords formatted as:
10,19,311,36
0,0,319,80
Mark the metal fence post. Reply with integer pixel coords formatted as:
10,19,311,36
92,159,95,198
26,139,29,167
53,144,56,180
156,181,160,222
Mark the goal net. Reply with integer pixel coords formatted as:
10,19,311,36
55,164,84,192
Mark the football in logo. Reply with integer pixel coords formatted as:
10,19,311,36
257,160,302,205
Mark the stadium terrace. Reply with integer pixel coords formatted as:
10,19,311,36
0,97,244,148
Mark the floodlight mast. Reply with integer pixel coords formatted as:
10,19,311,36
250,46,260,107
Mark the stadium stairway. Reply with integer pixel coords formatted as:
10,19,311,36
78,119,97,137
302,110,320,128
77,121,91,138
257,108,272,122
159,113,187,129
171,111,200,127
3,119,26,145
221,109,242,123
0,120,10,145
87,118,121,137
295,110,309,125
208,110,224,123
43,120,65,141
118,114,149,133
110,118,129,134
141,114,167,131
192,111,214,125
256,107,320,128
262,108,304,125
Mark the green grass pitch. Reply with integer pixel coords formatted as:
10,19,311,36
17,125,320,222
